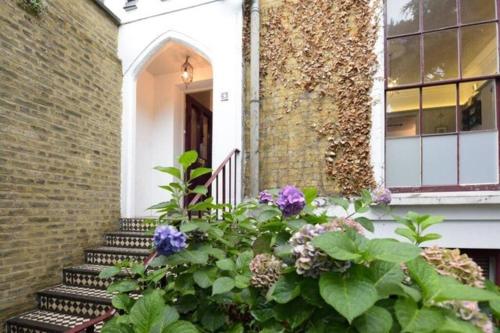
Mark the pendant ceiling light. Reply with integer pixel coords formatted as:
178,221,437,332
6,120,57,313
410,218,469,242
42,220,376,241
181,56,194,87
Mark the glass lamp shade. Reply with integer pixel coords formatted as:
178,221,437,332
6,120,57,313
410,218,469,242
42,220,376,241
181,56,194,87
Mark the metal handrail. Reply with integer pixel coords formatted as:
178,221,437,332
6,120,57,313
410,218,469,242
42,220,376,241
66,149,240,332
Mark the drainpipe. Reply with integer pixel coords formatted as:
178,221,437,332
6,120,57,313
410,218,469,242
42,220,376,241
249,0,260,197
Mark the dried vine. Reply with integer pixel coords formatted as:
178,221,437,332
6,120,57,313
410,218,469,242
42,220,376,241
247,0,380,195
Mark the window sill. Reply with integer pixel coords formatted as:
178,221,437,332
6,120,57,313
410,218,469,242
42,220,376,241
391,191,500,206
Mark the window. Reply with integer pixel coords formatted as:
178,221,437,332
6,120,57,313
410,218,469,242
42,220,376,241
385,0,500,191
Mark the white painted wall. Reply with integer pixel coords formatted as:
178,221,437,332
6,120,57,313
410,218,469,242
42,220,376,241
109,0,243,216
368,0,500,249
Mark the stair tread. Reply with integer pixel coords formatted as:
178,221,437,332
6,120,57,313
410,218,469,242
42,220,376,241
64,264,129,275
86,246,151,254
6,309,103,332
38,284,113,302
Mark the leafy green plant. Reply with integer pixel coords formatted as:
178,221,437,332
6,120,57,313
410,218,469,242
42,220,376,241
18,0,46,16
100,151,499,333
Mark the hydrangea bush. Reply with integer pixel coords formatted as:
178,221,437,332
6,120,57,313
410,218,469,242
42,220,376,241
100,151,500,333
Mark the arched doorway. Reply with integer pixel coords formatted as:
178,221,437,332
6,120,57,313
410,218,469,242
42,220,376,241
130,41,213,216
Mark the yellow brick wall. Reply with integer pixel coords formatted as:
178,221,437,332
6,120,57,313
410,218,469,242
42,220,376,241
0,0,122,325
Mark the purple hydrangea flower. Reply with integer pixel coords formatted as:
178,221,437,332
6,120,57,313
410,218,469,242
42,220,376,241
259,191,273,204
372,187,392,205
153,225,187,256
276,185,306,217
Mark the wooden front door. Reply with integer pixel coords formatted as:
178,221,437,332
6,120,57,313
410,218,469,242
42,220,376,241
185,94,213,192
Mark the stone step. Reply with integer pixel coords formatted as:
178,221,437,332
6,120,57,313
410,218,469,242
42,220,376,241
5,310,103,333
119,218,153,232
85,246,150,265
105,231,152,249
37,285,112,318
63,264,128,290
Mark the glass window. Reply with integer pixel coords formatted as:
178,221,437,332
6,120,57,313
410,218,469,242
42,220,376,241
386,89,420,137
387,0,420,36
461,23,499,78
423,0,457,30
424,29,459,82
461,0,496,24
388,36,421,86
460,80,497,131
422,85,457,134
385,0,500,189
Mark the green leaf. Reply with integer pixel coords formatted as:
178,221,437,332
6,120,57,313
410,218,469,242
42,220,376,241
131,263,145,276
99,266,121,279
236,250,254,271
193,270,213,288
367,261,405,299
303,187,318,205
274,299,314,329
101,317,134,333
490,298,500,319
164,306,180,327
406,258,500,302
394,297,444,333
166,249,209,265
178,150,198,169
107,279,138,293
270,273,301,304
300,278,324,307
319,272,378,323
420,215,444,231
129,290,167,333
366,239,421,263
112,294,134,313
355,217,374,232
216,258,236,271
190,167,212,181
354,199,369,213
418,233,442,243
154,166,181,179
228,323,244,333
395,228,417,243
191,185,208,195
235,274,251,288
253,234,273,254
212,277,235,295
353,306,393,333
201,310,225,332
163,320,199,333
330,197,350,211
435,316,483,333
257,207,281,223
312,232,362,261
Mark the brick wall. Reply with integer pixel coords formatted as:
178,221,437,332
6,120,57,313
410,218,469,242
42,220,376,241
0,0,122,325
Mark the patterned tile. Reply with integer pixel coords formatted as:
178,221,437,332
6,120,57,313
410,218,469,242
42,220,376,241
105,232,153,249
119,218,153,232
63,265,128,290
5,310,103,332
85,247,150,265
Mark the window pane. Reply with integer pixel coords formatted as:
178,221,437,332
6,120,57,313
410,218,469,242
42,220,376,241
460,80,497,131
423,0,457,30
388,36,421,86
424,29,458,82
386,89,420,137
461,23,499,78
422,85,457,134
460,131,499,184
461,0,496,24
422,135,458,185
387,0,420,36
386,137,421,187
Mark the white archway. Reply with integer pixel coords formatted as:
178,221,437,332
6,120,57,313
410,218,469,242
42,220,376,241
121,31,217,217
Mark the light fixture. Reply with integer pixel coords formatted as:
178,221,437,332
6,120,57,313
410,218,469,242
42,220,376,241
181,56,194,87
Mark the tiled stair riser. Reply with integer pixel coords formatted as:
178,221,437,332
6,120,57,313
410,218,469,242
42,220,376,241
105,233,153,248
5,218,151,332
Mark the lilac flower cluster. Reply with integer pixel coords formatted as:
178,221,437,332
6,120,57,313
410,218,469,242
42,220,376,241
276,186,306,217
372,187,392,205
153,225,187,256
258,191,273,204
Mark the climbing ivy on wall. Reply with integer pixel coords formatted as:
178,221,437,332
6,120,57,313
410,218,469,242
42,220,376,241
18,0,47,16
245,0,380,196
